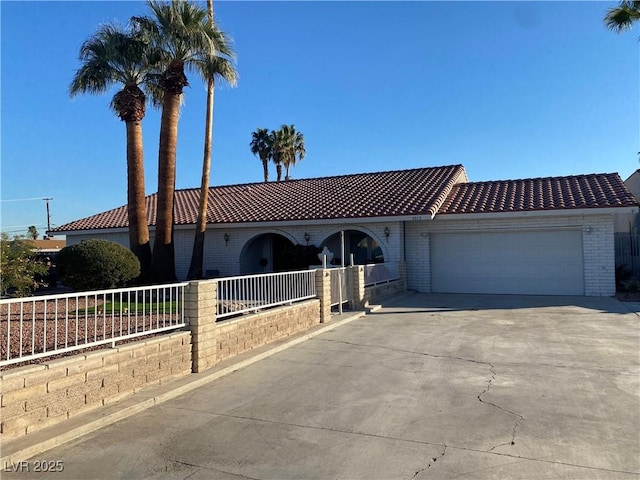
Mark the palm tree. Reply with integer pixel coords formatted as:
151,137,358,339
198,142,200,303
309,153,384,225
275,124,305,181
269,128,287,181
69,23,157,281
250,128,273,182
27,226,38,240
605,1,640,32
134,0,236,282
187,0,238,280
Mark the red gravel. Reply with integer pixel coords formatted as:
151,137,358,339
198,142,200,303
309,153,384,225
0,296,183,371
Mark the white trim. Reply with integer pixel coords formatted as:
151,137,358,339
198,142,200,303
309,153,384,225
207,214,436,229
433,207,637,222
419,225,587,235
51,227,129,236
55,207,637,236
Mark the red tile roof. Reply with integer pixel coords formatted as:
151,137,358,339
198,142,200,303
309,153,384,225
438,173,639,215
51,165,467,232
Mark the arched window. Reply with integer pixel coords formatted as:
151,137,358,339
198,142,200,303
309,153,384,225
322,230,384,265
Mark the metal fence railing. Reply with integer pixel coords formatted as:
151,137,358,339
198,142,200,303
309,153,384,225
329,267,348,310
216,270,316,320
615,232,640,279
364,262,400,287
0,282,188,367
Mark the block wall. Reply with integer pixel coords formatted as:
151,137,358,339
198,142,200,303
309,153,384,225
0,332,191,441
214,300,320,363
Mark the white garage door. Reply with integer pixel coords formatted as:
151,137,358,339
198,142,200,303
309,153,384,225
431,230,584,295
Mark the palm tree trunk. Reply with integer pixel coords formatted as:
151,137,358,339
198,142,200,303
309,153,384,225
151,89,180,282
125,119,152,282
262,159,269,182
187,0,215,280
187,77,214,279
276,163,282,181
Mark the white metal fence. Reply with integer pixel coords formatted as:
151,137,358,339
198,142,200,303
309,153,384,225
216,270,317,320
364,262,400,287
329,267,348,309
0,282,188,367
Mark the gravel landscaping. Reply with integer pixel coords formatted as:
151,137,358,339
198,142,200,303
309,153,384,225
0,296,183,371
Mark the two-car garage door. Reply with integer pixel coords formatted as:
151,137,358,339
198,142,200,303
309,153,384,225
430,230,584,295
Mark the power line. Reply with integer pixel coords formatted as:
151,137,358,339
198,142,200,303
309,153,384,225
0,197,48,203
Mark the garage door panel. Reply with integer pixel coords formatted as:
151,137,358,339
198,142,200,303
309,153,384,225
431,230,584,295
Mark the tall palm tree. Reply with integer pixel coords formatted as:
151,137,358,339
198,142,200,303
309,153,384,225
605,1,640,32
269,128,287,181
277,124,305,181
187,0,238,280
250,128,273,182
134,0,235,282
69,23,157,281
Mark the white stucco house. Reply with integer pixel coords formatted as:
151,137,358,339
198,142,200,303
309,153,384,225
49,164,639,296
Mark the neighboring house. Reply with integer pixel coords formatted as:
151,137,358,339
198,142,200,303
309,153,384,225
28,239,66,255
615,169,640,233
49,164,639,296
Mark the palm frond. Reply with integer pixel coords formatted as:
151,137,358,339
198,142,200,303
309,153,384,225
140,0,238,90
605,0,640,32
195,56,238,87
250,128,273,160
69,21,160,115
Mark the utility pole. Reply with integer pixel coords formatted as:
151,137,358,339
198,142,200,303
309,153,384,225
43,197,53,233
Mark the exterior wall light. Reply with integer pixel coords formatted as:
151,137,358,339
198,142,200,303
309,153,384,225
224,233,230,245
384,227,390,239
304,232,311,244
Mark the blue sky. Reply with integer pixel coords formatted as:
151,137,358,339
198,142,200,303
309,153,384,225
1,1,638,237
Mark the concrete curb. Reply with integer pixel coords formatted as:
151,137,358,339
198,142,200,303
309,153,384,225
1,310,367,465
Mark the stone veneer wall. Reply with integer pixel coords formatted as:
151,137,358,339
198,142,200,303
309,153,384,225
215,300,320,363
0,332,191,441
364,281,405,305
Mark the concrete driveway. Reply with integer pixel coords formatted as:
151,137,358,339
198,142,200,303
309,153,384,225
4,294,639,479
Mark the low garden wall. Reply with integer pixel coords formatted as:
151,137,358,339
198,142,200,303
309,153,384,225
364,280,406,305
0,332,191,441
185,271,330,372
1,263,405,444
215,300,320,363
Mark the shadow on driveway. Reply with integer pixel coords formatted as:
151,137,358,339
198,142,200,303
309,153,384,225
371,292,638,315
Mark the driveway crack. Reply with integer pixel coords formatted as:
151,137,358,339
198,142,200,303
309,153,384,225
318,339,492,367
477,363,524,420
410,445,447,479
321,339,524,451
488,422,518,452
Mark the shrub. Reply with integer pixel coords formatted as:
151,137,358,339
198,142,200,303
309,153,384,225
56,240,140,291
0,233,49,297
623,277,640,292
615,264,632,290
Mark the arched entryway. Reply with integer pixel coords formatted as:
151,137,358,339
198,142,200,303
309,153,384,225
240,233,297,274
321,230,385,266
